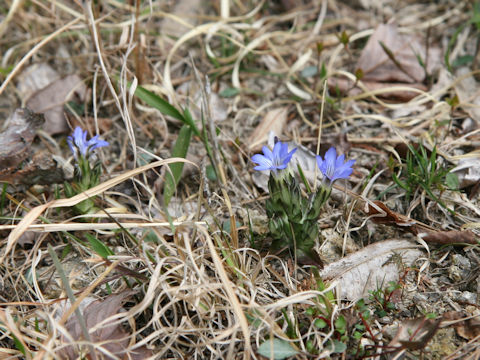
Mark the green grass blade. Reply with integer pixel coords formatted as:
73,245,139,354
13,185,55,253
134,85,184,121
164,124,193,206
134,85,201,137
85,233,114,259
296,164,312,193
182,106,201,137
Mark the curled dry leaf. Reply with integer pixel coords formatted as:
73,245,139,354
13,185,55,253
443,311,480,340
320,239,423,301
0,108,44,169
0,108,64,186
365,200,477,245
58,292,152,359
387,317,442,354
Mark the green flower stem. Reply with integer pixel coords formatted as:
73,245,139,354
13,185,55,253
265,173,331,264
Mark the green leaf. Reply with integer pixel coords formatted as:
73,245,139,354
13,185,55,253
11,333,27,356
314,318,328,329
452,54,475,68
445,172,459,190
163,125,192,206
85,233,114,259
134,85,184,121
335,315,347,334
134,85,201,137
257,338,299,360
182,106,201,137
219,87,240,98
327,339,347,354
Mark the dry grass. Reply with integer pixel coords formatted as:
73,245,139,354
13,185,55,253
1,0,480,359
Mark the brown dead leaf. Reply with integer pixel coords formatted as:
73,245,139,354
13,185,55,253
366,200,419,233
443,312,480,340
365,200,477,245
248,107,288,151
0,108,44,169
26,74,87,135
357,24,439,83
451,158,480,189
421,230,477,245
0,150,64,186
388,317,442,352
17,63,87,135
16,63,60,100
59,292,152,359
330,23,441,101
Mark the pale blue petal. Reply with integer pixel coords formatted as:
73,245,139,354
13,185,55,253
262,146,273,160
317,147,354,184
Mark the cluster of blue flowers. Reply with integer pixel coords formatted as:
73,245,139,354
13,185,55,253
65,126,109,215
251,140,355,264
252,140,355,185
67,126,109,161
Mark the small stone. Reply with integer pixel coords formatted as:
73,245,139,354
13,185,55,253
455,291,477,304
452,254,471,269
448,265,462,282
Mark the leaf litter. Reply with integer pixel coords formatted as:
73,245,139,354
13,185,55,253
0,1,479,359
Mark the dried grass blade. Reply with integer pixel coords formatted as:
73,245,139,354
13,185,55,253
2,158,195,262
200,226,251,359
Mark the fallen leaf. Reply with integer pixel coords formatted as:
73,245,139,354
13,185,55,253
320,239,423,301
357,24,439,83
329,23,441,101
365,200,477,245
454,67,480,123
0,108,44,169
451,158,480,188
0,150,64,186
16,63,87,135
248,107,288,151
420,230,477,245
387,317,442,353
443,312,480,340
58,292,152,359
16,63,60,100
0,108,64,186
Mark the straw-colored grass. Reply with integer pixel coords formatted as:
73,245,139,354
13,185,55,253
1,0,479,359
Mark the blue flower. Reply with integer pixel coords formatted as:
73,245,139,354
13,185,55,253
316,147,355,184
252,141,297,173
67,126,109,160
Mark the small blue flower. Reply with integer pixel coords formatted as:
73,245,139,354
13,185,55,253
252,141,296,173
316,147,355,184
67,126,109,160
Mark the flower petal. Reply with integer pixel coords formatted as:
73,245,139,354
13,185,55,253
251,141,296,173
262,145,273,160
316,147,354,184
